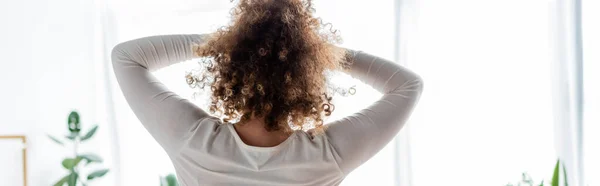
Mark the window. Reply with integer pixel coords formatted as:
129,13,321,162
407,0,557,185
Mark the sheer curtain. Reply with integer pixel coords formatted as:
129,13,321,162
404,0,558,185
403,0,589,185
549,0,585,185
582,0,599,185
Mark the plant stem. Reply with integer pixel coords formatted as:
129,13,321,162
74,135,81,186
77,175,87,186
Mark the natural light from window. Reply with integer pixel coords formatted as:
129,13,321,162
408,0,556,185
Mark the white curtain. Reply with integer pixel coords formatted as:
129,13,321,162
582,0,599,185
401,0,586,185
400,0,583,185
549,0,585,185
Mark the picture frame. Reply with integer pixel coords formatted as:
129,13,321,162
0,135,28,186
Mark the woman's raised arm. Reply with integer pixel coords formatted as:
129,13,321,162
111,34,210,154
325,49,424,175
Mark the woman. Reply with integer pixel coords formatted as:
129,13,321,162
112,0,423,185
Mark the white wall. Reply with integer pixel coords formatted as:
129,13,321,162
0,0,116,185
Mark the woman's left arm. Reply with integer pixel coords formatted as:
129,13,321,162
111,34,209,154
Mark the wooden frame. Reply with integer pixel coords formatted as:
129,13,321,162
0,135,27,186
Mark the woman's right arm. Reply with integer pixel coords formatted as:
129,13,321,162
111,34,210,154
325,49,424,175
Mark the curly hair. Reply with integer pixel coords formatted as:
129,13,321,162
191,0,349,134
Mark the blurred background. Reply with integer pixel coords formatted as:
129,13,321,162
0,0,597,185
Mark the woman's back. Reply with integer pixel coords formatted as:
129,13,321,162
174,118,343,185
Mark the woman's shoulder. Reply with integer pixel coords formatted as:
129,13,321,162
184,117,229,142
292,128,334,149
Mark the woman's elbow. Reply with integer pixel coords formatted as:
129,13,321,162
111,43,127,64
413,75,424,93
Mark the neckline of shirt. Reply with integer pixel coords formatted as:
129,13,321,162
226,123,298,152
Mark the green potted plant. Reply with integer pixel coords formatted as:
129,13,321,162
160,173,179,186
48,111,110,186
506,159,568,186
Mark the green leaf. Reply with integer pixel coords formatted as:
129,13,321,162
62,157,83,169
562,162,568,186
166,174,178,186
552,159,560,186
67,111,82,132
81,125,98,141
79,153,103,165
539,180,544,186
67,172,78,186
53,174,70,186
65,132,79,140
68,111,80,125
87,169,109,180
48,135,64,145
160,174,178,186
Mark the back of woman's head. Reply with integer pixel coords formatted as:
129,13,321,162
193,0,347,134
